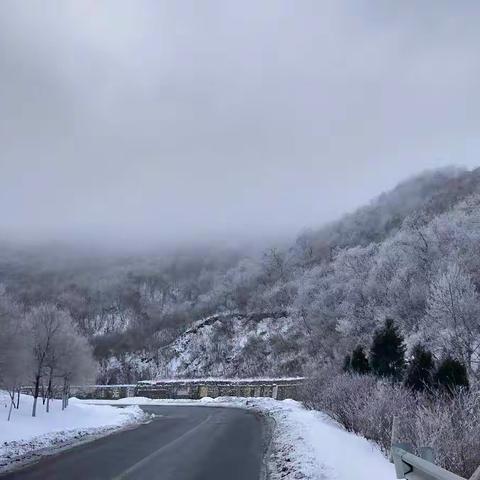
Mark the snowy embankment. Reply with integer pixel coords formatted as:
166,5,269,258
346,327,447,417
251,398,394,480
0,392,148,471
82,396,395,480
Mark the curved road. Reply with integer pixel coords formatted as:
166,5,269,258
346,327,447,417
1,405,266,480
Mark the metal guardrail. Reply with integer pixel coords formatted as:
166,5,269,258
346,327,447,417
390,415,480,480
391,445,466,480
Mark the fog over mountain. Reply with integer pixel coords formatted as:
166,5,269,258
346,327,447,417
2,5,480,477
0,1,479,248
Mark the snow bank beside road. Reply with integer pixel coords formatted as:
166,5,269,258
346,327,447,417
0,392,147,471
250,398,394,480
79,396,394,479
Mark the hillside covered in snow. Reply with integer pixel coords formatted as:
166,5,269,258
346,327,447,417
3,167,480,383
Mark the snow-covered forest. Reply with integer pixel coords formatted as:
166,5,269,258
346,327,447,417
1,166,480,387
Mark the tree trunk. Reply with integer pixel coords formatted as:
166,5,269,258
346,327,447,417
62,378,67,410
7,388,16,421
65,380,70,408
46,368,53,413
32,374,41,417
16,388,20,409
7,399,14,421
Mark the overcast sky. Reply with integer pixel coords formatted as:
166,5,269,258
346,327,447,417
0,1,479,249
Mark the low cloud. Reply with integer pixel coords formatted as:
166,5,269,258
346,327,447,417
0,0,479,248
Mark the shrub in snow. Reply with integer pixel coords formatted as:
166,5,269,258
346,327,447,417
302,372,415,452
302,371,480,478
414,391,480,477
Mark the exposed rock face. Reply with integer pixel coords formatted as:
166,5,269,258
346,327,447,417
155,311,308,378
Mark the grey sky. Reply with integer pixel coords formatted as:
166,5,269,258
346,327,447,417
0,1,479,248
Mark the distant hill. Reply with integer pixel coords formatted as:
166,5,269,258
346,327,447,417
2,166,480,382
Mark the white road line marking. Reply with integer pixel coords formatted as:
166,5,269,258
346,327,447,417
112,414,213,480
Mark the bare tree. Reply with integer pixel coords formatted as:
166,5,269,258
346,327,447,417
425,263,480,373
26,305,70,417
0,291,32,420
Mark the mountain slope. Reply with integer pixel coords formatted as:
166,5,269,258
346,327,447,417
155,311,307,378
2,166,480,383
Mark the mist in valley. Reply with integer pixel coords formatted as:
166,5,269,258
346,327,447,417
1,6,480,474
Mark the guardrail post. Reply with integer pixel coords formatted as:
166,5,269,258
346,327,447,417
390,415,400,462
391,444,469,480
419,447,434,463
392,443,414,479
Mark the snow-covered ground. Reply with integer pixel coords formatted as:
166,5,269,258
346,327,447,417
0,392,148,471
252,398,394,480
81,396,395,480
0,391,395,479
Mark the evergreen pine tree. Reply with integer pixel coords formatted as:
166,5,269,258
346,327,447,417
404,344,434,391
350,346,370,374
434,357,469,393
369,318,406,381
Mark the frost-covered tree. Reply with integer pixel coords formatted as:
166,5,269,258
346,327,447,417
42,313,97,412
425,264,480,373
26,304,95,415
334,244,378,342
57,332,97,409
261,248,290,284
27,305,66,417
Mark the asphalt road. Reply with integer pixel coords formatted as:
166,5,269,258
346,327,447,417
1,405,266,480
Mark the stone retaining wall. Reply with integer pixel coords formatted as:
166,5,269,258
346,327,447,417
69,378,304,401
